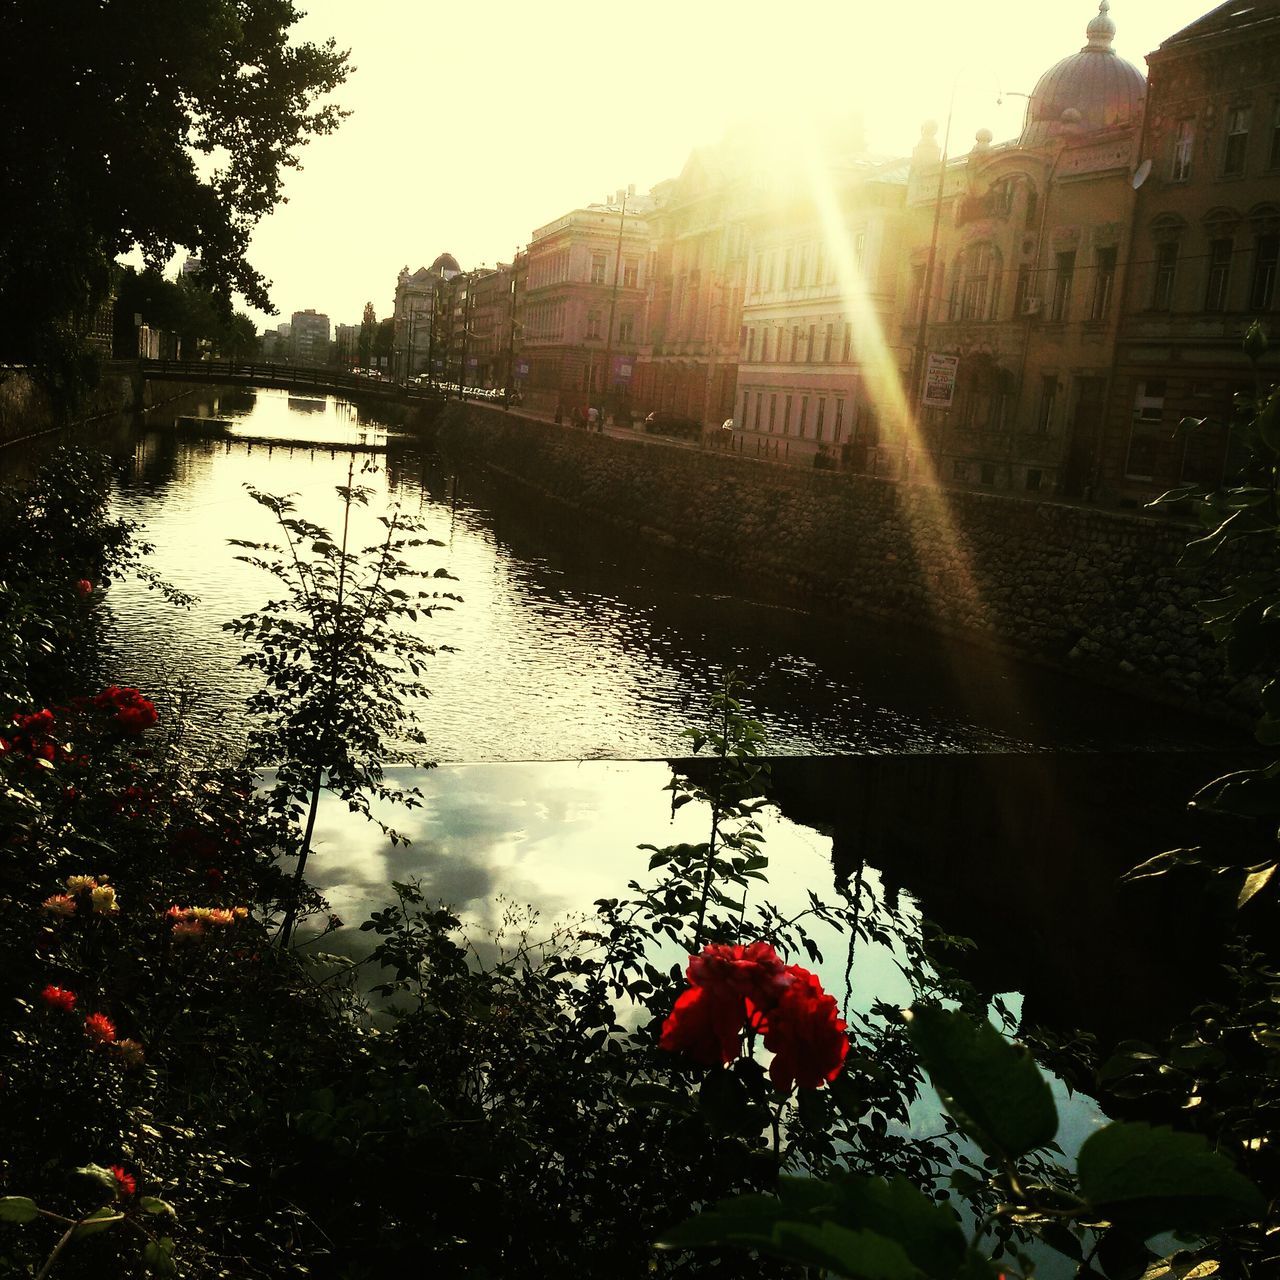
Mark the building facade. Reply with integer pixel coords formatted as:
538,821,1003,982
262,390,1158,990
734,159,912,466
289,310,331,366
895,1,1146,497
520,198,650,418
393,253,461,381
634,146,755,430
1102,0,1280,501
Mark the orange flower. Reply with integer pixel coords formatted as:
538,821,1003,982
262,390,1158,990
172,919,204,942
84,1012,117,1045
42,893,77,917
40,984,77,1012
109,1165,136,1198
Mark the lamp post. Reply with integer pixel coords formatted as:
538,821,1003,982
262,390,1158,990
600,189,629,425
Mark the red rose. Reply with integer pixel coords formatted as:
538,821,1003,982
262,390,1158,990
74,579,93,597
109,1165,136,1198
760,967,849,1091
93,686,158,734
40,984,77,1012
84,1012,117,1045
659,983,746,1065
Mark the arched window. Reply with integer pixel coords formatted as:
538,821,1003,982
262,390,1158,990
948,244,1002,321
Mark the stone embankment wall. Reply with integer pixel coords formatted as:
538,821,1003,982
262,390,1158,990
437,405,1262,720
0,368,202,445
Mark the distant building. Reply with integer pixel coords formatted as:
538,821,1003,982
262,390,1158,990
466,264,516,389
520,198,651,417
334,323,360,369
1101,0,1280,501
180,255,203,279
394,253,461,381
289,310,331,366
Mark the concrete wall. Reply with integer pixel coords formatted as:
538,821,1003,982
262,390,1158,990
436,404,1261,721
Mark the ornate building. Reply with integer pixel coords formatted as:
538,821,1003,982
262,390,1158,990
895,1,1146,496
393,252,461,381
520,195,651,418
1101,0,1280,501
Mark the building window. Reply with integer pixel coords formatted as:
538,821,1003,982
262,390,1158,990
792,328,802,361
1013,264,1031,317
797,246,808,286
1172,119,1194,181
783,250,792,287
590,253,607,284
1025,467,1042,492
585,311,602,339
807,325,816,360
618,314,635,342
980,463,997,486
814,244,825,284
799,396,809,436
1251,234,1278,310
623,258,639,288
833,399,845,443
815,398,826,441
952,460,968,481
842,324,852,362
747,329,756,362
1133,377,1166,424
824,322,834,361
754,394,763,430
1153,242,1178,310
854,231,866,267
1224,106,1251,176
1090,246,1117,320
1050,250,1075,321
783,394,793,434
1205,239,1233,311
1271,99,1280,169
1024,187,1039,229
909,264,927,322
741,391,750,425
1036,375,1057,433
769,393,777,431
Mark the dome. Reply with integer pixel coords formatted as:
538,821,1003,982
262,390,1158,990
429,252,461,279
1019,2,1145,146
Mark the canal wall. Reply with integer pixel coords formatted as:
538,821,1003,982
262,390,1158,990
436,404,1262,721
0,368,205,446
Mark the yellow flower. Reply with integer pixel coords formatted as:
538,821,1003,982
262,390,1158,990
232,906,249,920
206,908,235,927
90,884,119,914
42,893,77,917
189,907,214,922
115,1038,146,1068
65,875,98,894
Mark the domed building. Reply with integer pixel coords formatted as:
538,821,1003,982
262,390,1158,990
1020,2,1146,146
392,252,466,380
895,1,1149,500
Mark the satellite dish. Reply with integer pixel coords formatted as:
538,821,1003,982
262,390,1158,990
1132,159,1152,189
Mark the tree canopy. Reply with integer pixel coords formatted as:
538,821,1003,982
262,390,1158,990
0,0,349,376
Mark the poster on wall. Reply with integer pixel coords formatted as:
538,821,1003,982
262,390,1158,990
922,353,959,409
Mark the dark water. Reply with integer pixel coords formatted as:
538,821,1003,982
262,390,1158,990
73,387,1230,762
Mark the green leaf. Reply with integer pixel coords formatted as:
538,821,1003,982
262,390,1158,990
138,1196,177,1217
0,1197,39,1223
827,1173,967,1278
1077,1122,1266,1237
144,1236,178,1277
1238,862,1276,908
904,1005,1057,1158
771,1222,922,1280
73,1165,118,1196
73,1206,123,1238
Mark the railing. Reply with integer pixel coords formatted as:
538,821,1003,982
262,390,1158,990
132,358,448,401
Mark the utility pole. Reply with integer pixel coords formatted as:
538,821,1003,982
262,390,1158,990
600,189,629,425
504,251,519,409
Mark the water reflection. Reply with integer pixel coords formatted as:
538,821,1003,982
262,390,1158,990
93,387,1231,762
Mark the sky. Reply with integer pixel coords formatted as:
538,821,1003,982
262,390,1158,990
238,0,1219,330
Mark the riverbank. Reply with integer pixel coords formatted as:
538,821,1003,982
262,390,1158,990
435,402,1258,722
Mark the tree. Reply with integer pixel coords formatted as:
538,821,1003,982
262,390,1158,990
0,0,349,396
373,317,396,370
358,302,376,370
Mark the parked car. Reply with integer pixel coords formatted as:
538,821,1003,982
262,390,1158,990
644,411,702,440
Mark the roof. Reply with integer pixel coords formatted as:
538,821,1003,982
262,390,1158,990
1020,2,1145,146
1158,0,1280,49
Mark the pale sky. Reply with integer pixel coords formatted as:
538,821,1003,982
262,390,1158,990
239,0,1217,330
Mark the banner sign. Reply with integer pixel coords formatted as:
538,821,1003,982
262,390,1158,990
612,356,633,382
922,353,959,409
